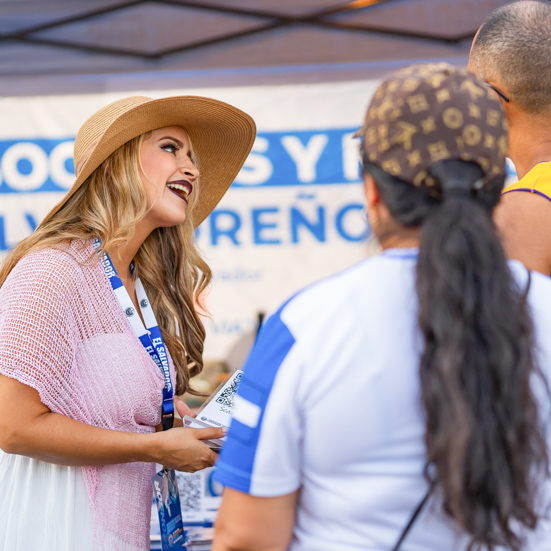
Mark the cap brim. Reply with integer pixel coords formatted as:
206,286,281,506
40,96,256,228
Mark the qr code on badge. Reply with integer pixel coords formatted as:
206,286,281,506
177,471,203,515
215,372,243,408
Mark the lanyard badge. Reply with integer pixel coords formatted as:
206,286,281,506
152,468,187,550
93,239,186,550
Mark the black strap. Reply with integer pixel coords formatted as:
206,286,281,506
161,410,174,431
391,485,433,551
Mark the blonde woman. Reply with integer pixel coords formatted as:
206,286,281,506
0,96,255,551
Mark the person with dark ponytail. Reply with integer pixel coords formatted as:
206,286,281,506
211,64,551,551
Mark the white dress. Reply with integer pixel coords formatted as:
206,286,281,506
0,450,95,550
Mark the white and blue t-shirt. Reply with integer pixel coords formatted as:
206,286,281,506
214,250,551,551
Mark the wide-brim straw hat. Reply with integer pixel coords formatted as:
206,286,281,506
39,95,256,228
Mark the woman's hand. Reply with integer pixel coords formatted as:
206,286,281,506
151,426,224,472
151,397,222,472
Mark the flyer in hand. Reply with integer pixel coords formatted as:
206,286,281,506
183,369,243,451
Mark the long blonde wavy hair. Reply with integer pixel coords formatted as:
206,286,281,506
0,131,211,395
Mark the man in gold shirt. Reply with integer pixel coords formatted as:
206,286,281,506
469,0,551,275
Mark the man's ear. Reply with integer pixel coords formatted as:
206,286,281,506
363,173,381,211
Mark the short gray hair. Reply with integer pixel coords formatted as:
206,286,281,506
470,0,551,115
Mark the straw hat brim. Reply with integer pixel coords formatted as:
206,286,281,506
40,95,256,228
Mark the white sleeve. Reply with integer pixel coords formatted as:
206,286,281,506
213,301,305,497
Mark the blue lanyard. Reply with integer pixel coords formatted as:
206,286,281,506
92,238,174,430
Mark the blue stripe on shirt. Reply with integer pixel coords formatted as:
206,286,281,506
214,302,296,493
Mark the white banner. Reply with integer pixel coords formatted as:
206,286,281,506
0,80,517,360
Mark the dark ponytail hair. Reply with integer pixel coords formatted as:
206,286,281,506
363,158,549,550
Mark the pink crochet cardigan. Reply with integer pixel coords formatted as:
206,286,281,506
0,239,174,550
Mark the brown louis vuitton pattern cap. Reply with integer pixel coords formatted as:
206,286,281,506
356,63,508,190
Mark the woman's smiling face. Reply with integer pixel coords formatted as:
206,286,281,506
139,126,199,230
